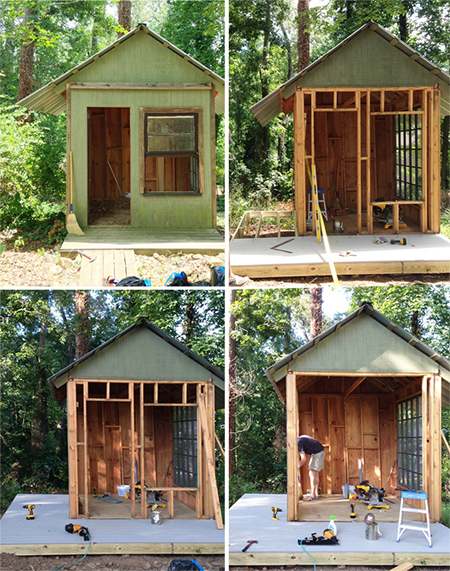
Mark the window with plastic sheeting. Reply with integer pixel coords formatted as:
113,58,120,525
142,109,202,194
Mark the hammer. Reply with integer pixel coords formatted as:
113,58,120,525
242,540,258,552
77,250,97,262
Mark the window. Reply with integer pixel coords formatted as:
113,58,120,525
394,114,422,201
142,109,202,194
397,396,422,490
173,407,197,487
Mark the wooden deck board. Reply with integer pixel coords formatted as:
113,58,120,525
78,250,138,286
229,494,450,566
0,494,224,556
62,227,224,255
230,234,450,278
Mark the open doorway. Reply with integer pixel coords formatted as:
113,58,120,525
88,107,131,226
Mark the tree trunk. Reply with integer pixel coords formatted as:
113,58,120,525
18,6,35,103
310,287,323,338
33,320,48,450
184,299,196,346
117,0,132,38
75,291,90,359
229,290,237,477
297,0,310,73
260,1,271,162
279,24,293,171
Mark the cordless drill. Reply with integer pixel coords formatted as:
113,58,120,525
65,523,90,541
271,506,283,520
23,504,35,520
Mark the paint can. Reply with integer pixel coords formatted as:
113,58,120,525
334,220,343,234
342,483,349,498
365,522,381,540
151,511,162,525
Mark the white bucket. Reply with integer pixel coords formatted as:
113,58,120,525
117,485,130,497
349,485,355,495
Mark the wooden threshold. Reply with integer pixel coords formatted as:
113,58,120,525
2,542,224,557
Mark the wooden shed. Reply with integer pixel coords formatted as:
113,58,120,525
19,24,224,234
251,21,450,236
48,318,224,529
265,303,450,524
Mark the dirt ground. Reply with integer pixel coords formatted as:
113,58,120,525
0,238,225,288
0,553,224,571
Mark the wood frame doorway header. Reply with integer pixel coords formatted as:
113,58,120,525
67,377,223,529
292,86,441,236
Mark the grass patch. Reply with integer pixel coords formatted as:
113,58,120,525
441,208,450,239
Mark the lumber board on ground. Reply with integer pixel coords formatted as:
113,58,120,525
2,543,224,556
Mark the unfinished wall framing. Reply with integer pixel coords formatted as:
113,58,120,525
284,371,443,524
67,377,222,527
292,86,441,236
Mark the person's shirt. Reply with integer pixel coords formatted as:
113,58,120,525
297,435,324,455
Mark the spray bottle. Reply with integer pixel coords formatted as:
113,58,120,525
327,515,337,536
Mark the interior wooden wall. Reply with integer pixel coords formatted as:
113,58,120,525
304,103,393,212
88,107,131,199
145,156,191,192
297,377,397,495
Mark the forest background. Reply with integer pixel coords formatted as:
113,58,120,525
229,285,450,527
229,0,450,236
0,0,225,250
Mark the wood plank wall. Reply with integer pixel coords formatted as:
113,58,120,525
297,381,397,496
88,107,130,199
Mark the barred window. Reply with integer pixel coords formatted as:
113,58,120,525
397,396,422,490
173,407,197,487
394,114,422,201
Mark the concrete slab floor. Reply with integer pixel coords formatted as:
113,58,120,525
228,494,450,566
0,494,224,555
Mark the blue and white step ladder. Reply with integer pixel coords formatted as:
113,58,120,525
396,490,432,547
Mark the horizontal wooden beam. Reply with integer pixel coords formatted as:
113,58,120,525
70,82,212,90
76,379,204,384
2,542,224,556
144,403,197,407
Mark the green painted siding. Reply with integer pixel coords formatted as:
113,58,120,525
283,28,439,97
272,313,441,381
67,31,216,230
53,325,223,389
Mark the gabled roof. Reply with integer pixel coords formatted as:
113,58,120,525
19,23,224,115
48,317,224,408
251,21,450,126
265,303,450,406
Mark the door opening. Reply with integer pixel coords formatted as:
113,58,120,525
88,107,131,225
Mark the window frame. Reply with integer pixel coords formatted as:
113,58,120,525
140,107,203,195
394,114,422,201
397,396,422,491
172,406,198,488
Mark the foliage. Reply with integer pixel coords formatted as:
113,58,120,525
0,106,67,244
0,290,225,514
441,208,450,239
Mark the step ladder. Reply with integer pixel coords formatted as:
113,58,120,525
307,189,328,222
396,490,432,547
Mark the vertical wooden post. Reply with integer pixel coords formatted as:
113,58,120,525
356,90,362,234
211,84,217,229
429,375,442,522
68,378,79,518
294,88,306,235
168,490,174,519
421,376,429,504
66,84,71,216
131,382,135,518
366,90,373,233
286,371,298,522
429,87,441,233
83,381,89,517
422,89,428,232
140,382,145,518
196,384,203,518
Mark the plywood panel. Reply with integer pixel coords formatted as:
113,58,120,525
362,397,379,434
347,447,363,485
154,407,173,487
330,426,345,493
175,157,191,192
106,147,123,198
314,112,328,158
363,448,380,487
345,398,361,448
105,426,121,494
312,398,329,494
144,406,157,486
298,411,312,495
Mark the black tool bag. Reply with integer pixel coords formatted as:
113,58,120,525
167,559,203,571
211,266,225,286
116,276,147,287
